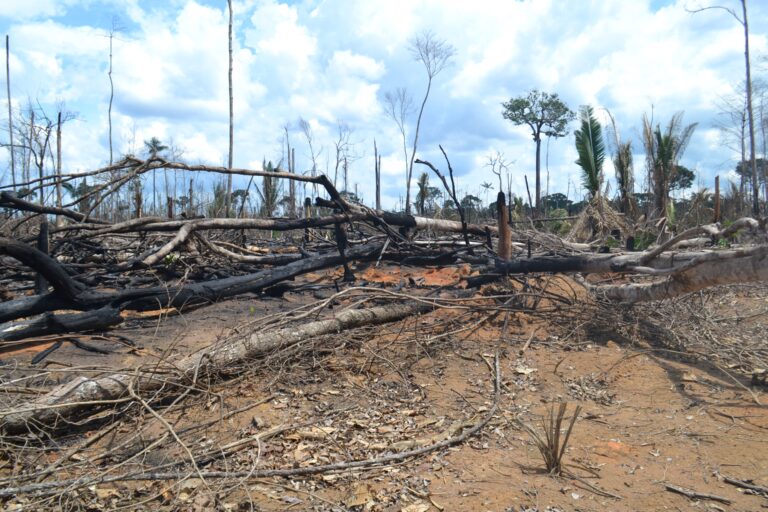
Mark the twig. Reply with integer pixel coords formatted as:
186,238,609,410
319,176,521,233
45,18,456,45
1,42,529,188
664,483,732,504
570,474,623,500
718,473,768,496
0,354,502,499
126,371,212,492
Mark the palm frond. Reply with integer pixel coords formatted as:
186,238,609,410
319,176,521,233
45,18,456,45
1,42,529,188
614,142,632,188
61,181,76,196
574,105,605,198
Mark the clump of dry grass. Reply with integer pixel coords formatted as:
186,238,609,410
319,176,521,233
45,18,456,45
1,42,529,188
518,402,582,475
567,195,627,243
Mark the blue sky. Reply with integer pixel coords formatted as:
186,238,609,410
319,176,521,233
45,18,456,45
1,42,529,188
1,0,766,210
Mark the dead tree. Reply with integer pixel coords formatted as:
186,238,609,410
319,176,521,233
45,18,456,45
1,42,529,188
5,35,14,190
405,31,455,215
225,0,234,218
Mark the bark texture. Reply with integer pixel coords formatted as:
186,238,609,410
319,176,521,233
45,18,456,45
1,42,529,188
1,301,432,433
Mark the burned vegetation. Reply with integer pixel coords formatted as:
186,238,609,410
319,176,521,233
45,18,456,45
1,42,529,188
0,156,767,511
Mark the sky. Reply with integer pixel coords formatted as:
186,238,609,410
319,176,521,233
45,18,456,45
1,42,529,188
0,0,766,211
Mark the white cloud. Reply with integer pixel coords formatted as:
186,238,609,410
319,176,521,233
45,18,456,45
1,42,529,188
244,0,316,90
1,0,766,209
0,0,75,19
327,50,384,81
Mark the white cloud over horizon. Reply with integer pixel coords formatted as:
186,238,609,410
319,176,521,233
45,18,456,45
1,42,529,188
0,0,766,210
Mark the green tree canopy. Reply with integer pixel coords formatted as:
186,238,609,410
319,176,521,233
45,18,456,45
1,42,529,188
670,165,696,191
542,193,572,212
501,90,574,212
735,158,767,184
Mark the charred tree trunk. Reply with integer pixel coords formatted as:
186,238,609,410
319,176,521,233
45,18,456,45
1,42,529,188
0,238,386,324
34,219,49,295
496,191,511,260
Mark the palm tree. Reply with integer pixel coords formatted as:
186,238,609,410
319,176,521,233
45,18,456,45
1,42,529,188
62,178,97,214
144,137,168,215
642,112,697,218
614,141,635,216
415,172,429,215
574,105,605,199
480,181,494,208
257,160,280,217
605,107,635,216
144,137,168,159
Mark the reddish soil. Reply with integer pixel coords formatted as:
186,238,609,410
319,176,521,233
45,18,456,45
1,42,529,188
2,263,767,511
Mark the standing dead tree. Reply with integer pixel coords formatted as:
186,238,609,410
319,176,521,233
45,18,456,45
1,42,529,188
284,126,296,217
104,17,122,167
689,1,760,215
225,0,234,218
374,138,381,211
5,35,14,190
384,87,414,208
405,31,454,215
299,117,323,201
416,145,473,252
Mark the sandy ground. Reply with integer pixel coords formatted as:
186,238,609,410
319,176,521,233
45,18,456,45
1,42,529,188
1,262,766,511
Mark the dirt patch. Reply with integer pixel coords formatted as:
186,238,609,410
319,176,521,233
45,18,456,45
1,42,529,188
1,272,767,511
361,264,472,287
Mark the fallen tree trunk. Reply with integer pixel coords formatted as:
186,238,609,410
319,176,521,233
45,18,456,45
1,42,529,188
1,301,433,434
379,211,494,237
0,238,386,323
52,213,367,236
0,307,122,342
495,245,768,302
590,246,768,302
0,191,109,224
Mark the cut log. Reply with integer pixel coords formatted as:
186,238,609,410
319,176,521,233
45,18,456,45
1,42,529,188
0,301,432,434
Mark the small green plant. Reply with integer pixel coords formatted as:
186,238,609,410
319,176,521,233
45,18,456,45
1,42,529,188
518,402,582,475
632,230,656,251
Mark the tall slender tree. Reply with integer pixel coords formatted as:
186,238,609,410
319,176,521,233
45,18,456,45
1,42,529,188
284,126,296,217
5,35,14,190
144,137,167,214
299,117,321,199
406,31,455,215
374,138,381,211
689,0,759,214
502,90,574,212
55,111,63,226
604,108,635,215
383,87,414,211
614,141,635,215
225,0,234,217
105,18,122,166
